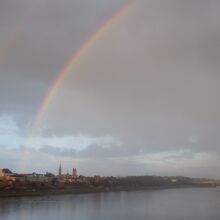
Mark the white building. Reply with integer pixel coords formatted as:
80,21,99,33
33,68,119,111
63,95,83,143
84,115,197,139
26,173,49,182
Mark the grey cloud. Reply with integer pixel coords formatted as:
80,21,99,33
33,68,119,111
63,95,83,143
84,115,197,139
41,0,220,159
39,145,77,157
164,151,196,160
1,0,220,176
0,0,128,119
39,144,129,158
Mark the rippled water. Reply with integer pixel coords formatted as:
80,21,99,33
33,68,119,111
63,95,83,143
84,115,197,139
0,187,220,220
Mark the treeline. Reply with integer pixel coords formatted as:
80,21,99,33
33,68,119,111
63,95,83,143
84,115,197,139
99,176,204,187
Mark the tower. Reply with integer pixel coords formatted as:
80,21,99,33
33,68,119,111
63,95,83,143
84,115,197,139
72,168,77,177
58,163,62,176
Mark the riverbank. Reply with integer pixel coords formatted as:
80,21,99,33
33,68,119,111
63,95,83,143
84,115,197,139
0,184,216,198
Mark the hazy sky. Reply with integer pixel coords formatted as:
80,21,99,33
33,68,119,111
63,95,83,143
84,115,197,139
1,0,220,178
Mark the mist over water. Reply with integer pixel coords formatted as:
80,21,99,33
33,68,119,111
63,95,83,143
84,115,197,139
0,188,220,220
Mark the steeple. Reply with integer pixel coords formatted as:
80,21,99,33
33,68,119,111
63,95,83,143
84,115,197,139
58,162,62,176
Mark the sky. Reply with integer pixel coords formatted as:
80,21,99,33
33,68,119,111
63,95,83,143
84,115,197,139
0,0,220,178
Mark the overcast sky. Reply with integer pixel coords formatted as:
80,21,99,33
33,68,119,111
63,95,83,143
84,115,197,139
1,0,220,178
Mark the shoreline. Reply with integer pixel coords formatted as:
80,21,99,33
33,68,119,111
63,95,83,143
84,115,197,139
0,185,216,198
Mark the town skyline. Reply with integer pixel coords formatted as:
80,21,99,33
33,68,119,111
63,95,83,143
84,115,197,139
1,164,220,198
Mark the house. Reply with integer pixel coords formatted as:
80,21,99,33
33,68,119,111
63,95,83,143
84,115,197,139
2,169,13,175
0,169,5,178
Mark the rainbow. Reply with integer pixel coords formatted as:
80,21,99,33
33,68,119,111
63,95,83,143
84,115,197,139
30,0,135,135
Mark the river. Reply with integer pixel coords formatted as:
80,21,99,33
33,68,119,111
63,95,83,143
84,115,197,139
0,187,220,220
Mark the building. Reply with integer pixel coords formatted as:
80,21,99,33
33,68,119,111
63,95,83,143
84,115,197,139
0,169,15,188
58,163,62,176
0,169,5,178
13,174,26,182
26,173,49,182
93,175,101,184
0,168,15,181
45,172,55,182
2,168,13,175
72,168,77,177
171,178,177,183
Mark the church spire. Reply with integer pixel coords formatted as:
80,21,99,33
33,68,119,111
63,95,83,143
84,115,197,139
58,162,62,176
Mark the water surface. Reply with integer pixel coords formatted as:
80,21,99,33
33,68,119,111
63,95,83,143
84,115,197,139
0,187,220,220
